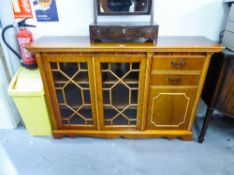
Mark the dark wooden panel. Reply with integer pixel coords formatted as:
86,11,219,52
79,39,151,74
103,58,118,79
89,22,159,43
202,53,223,107
199,51,234,143
216,55,234,116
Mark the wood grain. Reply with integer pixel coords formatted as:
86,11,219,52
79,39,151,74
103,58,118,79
26,36,223,53
151,56,205,71
53,129,193,141
150,74,201,86
29,36,223,140
146,87,197,130
188,54,212,131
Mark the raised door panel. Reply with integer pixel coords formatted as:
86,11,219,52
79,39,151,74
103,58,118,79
43,54,98,129
95,56,146,130
146,87,197,130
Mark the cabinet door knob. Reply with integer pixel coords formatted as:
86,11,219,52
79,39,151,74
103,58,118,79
171,60,186,68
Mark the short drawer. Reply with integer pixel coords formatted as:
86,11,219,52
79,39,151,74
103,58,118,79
152,57,205,71
91,27,124,38
150,74,201,86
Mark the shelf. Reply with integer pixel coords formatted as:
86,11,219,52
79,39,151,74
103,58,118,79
55,79,139,85
59,104,92,109
103,79,139,85
103,104,137,110
55,80,90,84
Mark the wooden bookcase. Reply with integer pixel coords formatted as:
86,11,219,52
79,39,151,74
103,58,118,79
27,36,223,140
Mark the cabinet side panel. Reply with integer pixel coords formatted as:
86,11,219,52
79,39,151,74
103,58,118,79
36,53,58,130
188,54,212,131
216,56,234,116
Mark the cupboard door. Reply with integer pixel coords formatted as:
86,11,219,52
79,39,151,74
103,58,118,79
44,55,97,129
146,87,197,130
95,56,146,130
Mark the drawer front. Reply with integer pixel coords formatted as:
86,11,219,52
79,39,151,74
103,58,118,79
126,27,158,38
150,74,201,86
91,27,124,38
152,57,205,71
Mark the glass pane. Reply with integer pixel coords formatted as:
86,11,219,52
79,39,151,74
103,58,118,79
102,72,118,83
52,71,68,83
56,89,64,103
132,63,140,70
123,108,137,119
84,90,91,104
103,90,110,104
101,62,140,126
111,63,130,78
79,108,93,119
59,63,78,77
50,62,94,126
104,107,119,119
70,115,86,125
51,63,58,70
112,83,129,109
131,90,138,104
80,63,88,70
112,115,129,125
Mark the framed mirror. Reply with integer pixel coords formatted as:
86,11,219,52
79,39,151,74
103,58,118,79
97,0,152,15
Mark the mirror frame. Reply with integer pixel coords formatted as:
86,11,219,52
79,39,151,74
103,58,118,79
96,0,152,16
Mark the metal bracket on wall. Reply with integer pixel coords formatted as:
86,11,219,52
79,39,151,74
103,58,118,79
150,0,154,23
94,0,98,23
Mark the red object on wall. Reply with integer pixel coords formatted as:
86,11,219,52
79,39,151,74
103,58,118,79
17,28,37,66
11,0,33,18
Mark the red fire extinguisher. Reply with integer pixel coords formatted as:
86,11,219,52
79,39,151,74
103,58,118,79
1,18,37,69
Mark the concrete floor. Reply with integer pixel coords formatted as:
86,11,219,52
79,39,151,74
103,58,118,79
0,116,234,175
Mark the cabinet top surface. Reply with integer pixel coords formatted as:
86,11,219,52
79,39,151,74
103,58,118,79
27,36,223,53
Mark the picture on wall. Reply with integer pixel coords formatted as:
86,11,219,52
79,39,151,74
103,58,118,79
33,0,59,22
11,0,33,18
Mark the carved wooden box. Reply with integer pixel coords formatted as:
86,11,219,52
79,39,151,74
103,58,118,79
89,22,159,43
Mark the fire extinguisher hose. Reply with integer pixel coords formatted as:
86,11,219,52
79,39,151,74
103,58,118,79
1,24,22,62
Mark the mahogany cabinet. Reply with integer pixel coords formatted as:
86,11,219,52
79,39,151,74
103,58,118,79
199,50,234,143
27,36,223,140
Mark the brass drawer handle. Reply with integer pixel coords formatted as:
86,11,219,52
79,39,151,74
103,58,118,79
171,60,186,68
168,76,183,84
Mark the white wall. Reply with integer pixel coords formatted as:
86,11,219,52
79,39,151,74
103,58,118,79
31,0,227,41
0,0,228,127
0,52,20,129
0,0,229,77
0,0,20,76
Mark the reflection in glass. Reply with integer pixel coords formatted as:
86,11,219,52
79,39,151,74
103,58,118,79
98,0,151,14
